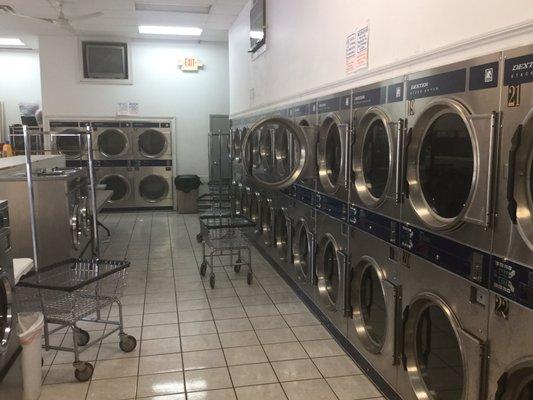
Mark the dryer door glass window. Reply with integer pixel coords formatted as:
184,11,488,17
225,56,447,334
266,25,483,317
140,175,169,202
324,123,342,187
250,195,260,224
0,273,14,350
294,224,309,278
275,127,290,177
415,304,464,400
101,175,129,202
57,130,84,158
419,113,473,219
323,241,339,304
99,129,127,157
139,130,166,157
359,264,386,349
274,210,288,259
260,127,273,170
260,203,272,242
363,120,390,199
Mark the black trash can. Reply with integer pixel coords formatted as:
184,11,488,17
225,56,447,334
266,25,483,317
174,175,201,213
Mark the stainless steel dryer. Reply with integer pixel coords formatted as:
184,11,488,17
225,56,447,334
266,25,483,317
486,273,533,400
96,160,135,209
347,227,401,391
316,91,351,203
134,160,173,208
92,120,132,160
132,121,172,160
402,53,501,253
351,78,405,221
0,200,21,399
241,116,318,192
290,201,316,299
49,121,86,161
396,253,488,400
492,44,533,269
314,210,349,335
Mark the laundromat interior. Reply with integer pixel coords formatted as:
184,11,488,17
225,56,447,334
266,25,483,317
1,1,533,400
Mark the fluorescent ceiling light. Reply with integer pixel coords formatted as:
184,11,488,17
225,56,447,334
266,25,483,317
135,2,211,14
0,38,25,46
138,25,203,36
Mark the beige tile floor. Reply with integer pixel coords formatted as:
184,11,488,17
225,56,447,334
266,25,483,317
39,212,385,400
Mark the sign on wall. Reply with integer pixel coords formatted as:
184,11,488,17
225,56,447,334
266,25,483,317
117,102,139,116
179,58,204,72
346,22,369,74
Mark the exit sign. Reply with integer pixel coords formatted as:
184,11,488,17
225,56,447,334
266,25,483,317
179,58,204,72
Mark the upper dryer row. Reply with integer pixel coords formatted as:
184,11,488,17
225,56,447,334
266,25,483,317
230,44,533,271
47,120,172,161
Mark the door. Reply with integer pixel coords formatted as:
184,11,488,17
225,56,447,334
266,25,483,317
317,117,349,194
241,117,318,190
98,128,129,158
316,233,346,311
209,115,231,183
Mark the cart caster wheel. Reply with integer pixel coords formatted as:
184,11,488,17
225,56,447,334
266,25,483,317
74,362,94,382
119,334,137,353
200,262,208,277
247,271,253,285
209,273,215,289
196,233,203,243
75,328,90,347
234,264,241,273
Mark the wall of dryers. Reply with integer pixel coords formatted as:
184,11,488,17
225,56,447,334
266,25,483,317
38,36,230,181
0,49,42,138
229,0,533,116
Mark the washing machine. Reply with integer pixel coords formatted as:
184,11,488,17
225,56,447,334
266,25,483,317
486,263,533,400
95,160,135,210
316,91,351,204
396,251,489,400
241,116,318,193
402,53,501,254
132,121,172,160
314,210,349,335
290,201,316,300
346,227,402,391
134,160,173,208
49,120,87,161
0,201,22,400
351,77,405,225
92,120,132,160
492,44,533,270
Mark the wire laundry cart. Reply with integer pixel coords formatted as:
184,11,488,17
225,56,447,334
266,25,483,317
16,125,137,381
198,214,255,289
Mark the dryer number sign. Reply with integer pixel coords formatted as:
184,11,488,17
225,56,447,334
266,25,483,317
507,84,521,107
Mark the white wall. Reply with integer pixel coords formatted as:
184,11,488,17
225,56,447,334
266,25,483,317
39,36,229,178
0,50,42,134
229,0,533,116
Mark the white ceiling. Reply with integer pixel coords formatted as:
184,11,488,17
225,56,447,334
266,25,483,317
0,0,248,44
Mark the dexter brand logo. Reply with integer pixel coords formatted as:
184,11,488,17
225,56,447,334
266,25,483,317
512,61,533,71
410,82,429,90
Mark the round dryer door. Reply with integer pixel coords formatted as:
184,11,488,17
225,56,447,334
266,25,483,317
241,117,316,191
275,126,291,178
139,175,169,203
274,209,290,261
56,129,85,159
138,129,168,158
350,258,388,353
98,129,128,158
100,174,131,203
495,364,533,400
508,116,533,251
404,294,466,400
407,99,478,230
0,271,14,354
318,118,346,194
260,200,273,245
292,219,312,280
316,234,342,306
353,109,393,206
249,193,260,226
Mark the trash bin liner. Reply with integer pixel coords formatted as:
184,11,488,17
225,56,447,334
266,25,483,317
18,312,44,400
174,175,201,193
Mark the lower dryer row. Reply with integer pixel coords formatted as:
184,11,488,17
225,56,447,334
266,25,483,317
244,187,530,400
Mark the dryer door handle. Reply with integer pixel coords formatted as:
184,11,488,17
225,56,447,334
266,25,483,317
507,124,522,224
402,127,412,199
395,119,405,204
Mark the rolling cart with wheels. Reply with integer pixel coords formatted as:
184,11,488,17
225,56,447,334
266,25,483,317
198,215,255,288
